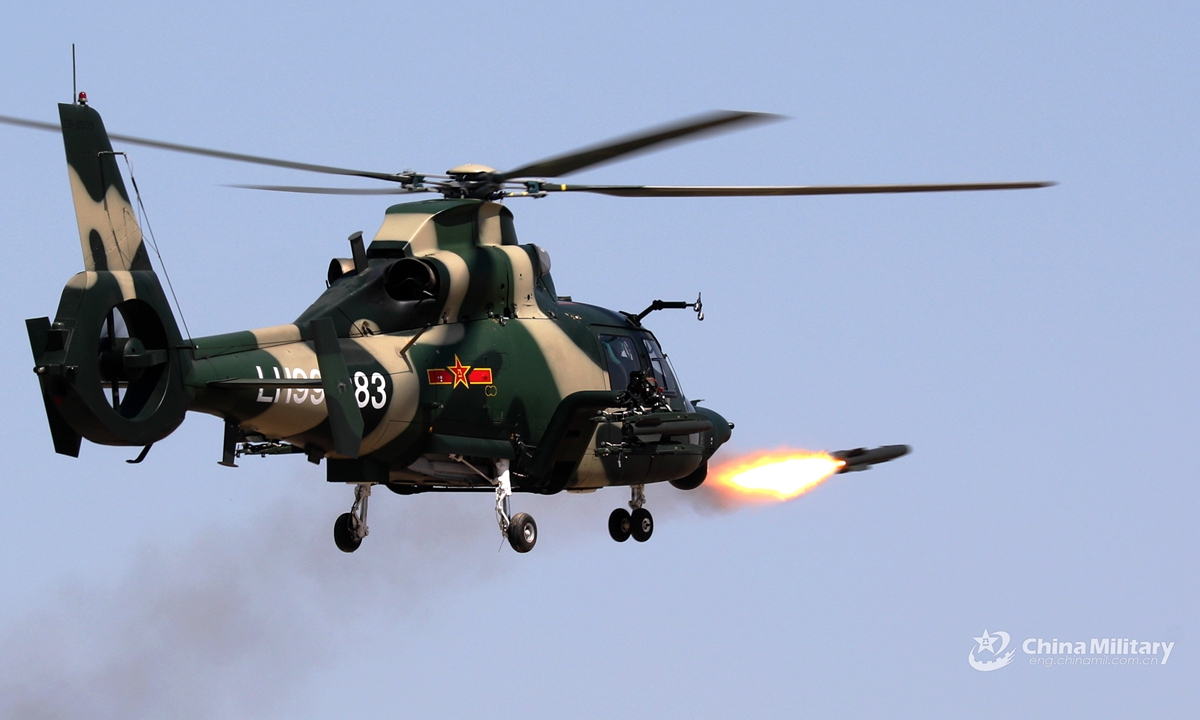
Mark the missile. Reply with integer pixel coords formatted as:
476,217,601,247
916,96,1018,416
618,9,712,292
831,444,910,473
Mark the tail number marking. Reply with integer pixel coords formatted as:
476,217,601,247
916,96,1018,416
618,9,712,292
353,371,387,409
255,366,326,405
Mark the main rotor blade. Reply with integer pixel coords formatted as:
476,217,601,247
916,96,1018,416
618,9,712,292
497,110,783,181
228,184,437,195
0,114,61,133
0,113,405,183
543,181,1056,197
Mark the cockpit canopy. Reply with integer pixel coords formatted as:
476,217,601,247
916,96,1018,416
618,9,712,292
598,332,682,397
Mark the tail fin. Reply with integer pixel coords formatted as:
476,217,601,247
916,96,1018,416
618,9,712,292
26,102,189,453
58,102,151,271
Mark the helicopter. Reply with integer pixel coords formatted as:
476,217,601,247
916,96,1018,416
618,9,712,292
4,98,1050,554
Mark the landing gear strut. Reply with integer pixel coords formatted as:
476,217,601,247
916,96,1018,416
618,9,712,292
334,483,372,553
609,484,652,543
446,455,538,554
493,459,537,553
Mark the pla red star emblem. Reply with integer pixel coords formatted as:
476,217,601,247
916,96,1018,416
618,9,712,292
447,355,471,389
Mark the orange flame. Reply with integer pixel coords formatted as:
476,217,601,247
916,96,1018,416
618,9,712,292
709,449,846,502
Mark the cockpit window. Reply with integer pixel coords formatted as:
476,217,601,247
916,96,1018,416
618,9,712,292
642,337,680,396
599,334,642,392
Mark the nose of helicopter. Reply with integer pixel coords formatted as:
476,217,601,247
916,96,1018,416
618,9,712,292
694,404,733,455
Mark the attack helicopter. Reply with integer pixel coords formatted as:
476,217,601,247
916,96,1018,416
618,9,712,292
5,97,1051,553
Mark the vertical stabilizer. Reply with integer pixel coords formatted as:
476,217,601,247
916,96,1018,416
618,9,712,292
27,103,191,453
58,103,151,271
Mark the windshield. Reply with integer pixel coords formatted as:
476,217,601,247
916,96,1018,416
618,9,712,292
599,334,642,392
642,336,680,396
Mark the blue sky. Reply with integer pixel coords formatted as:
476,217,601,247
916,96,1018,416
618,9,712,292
0,2,1196,717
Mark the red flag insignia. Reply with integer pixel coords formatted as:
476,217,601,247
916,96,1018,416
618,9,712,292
427,356,494,389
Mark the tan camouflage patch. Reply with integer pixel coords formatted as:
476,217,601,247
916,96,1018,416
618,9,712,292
412,323,466,347
249,323,302,348
494,245,544,319
351,334,421,453
65,271,98,290
515,318,606,396
348,319,382,337
570,426,611,489
477,202,503,246
372,211,438,254
64,271,135,299
66,165,144,272
242,341,328,440
112,271,136,301
420,250,469,323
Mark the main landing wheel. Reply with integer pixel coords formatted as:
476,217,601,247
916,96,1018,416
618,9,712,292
333,512,362,553
631,508,653,543
507,512,537,553
608,508,632,542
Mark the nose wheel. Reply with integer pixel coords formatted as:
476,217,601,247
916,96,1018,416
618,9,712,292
608,508,632,541
609,485,653,543
630,507,653,542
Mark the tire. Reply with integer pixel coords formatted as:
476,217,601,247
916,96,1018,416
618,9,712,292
507,512,537,553
333,512,362,553
631,508,653,542
608,508,632,542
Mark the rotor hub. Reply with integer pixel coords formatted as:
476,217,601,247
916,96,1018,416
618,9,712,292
446,163,497,177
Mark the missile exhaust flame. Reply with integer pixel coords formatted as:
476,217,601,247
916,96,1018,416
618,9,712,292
708,449,846,502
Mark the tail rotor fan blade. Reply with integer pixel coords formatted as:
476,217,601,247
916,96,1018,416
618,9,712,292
105,309,120,410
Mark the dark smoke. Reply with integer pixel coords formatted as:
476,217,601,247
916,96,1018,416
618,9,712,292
0,484,734,719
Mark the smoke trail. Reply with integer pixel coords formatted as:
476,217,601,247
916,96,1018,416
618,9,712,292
0,480,744,720
0,493,513,720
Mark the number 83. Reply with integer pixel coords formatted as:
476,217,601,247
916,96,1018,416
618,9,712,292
352,371,387,409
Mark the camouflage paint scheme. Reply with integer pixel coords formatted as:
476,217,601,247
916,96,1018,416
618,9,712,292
27,103,732,495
